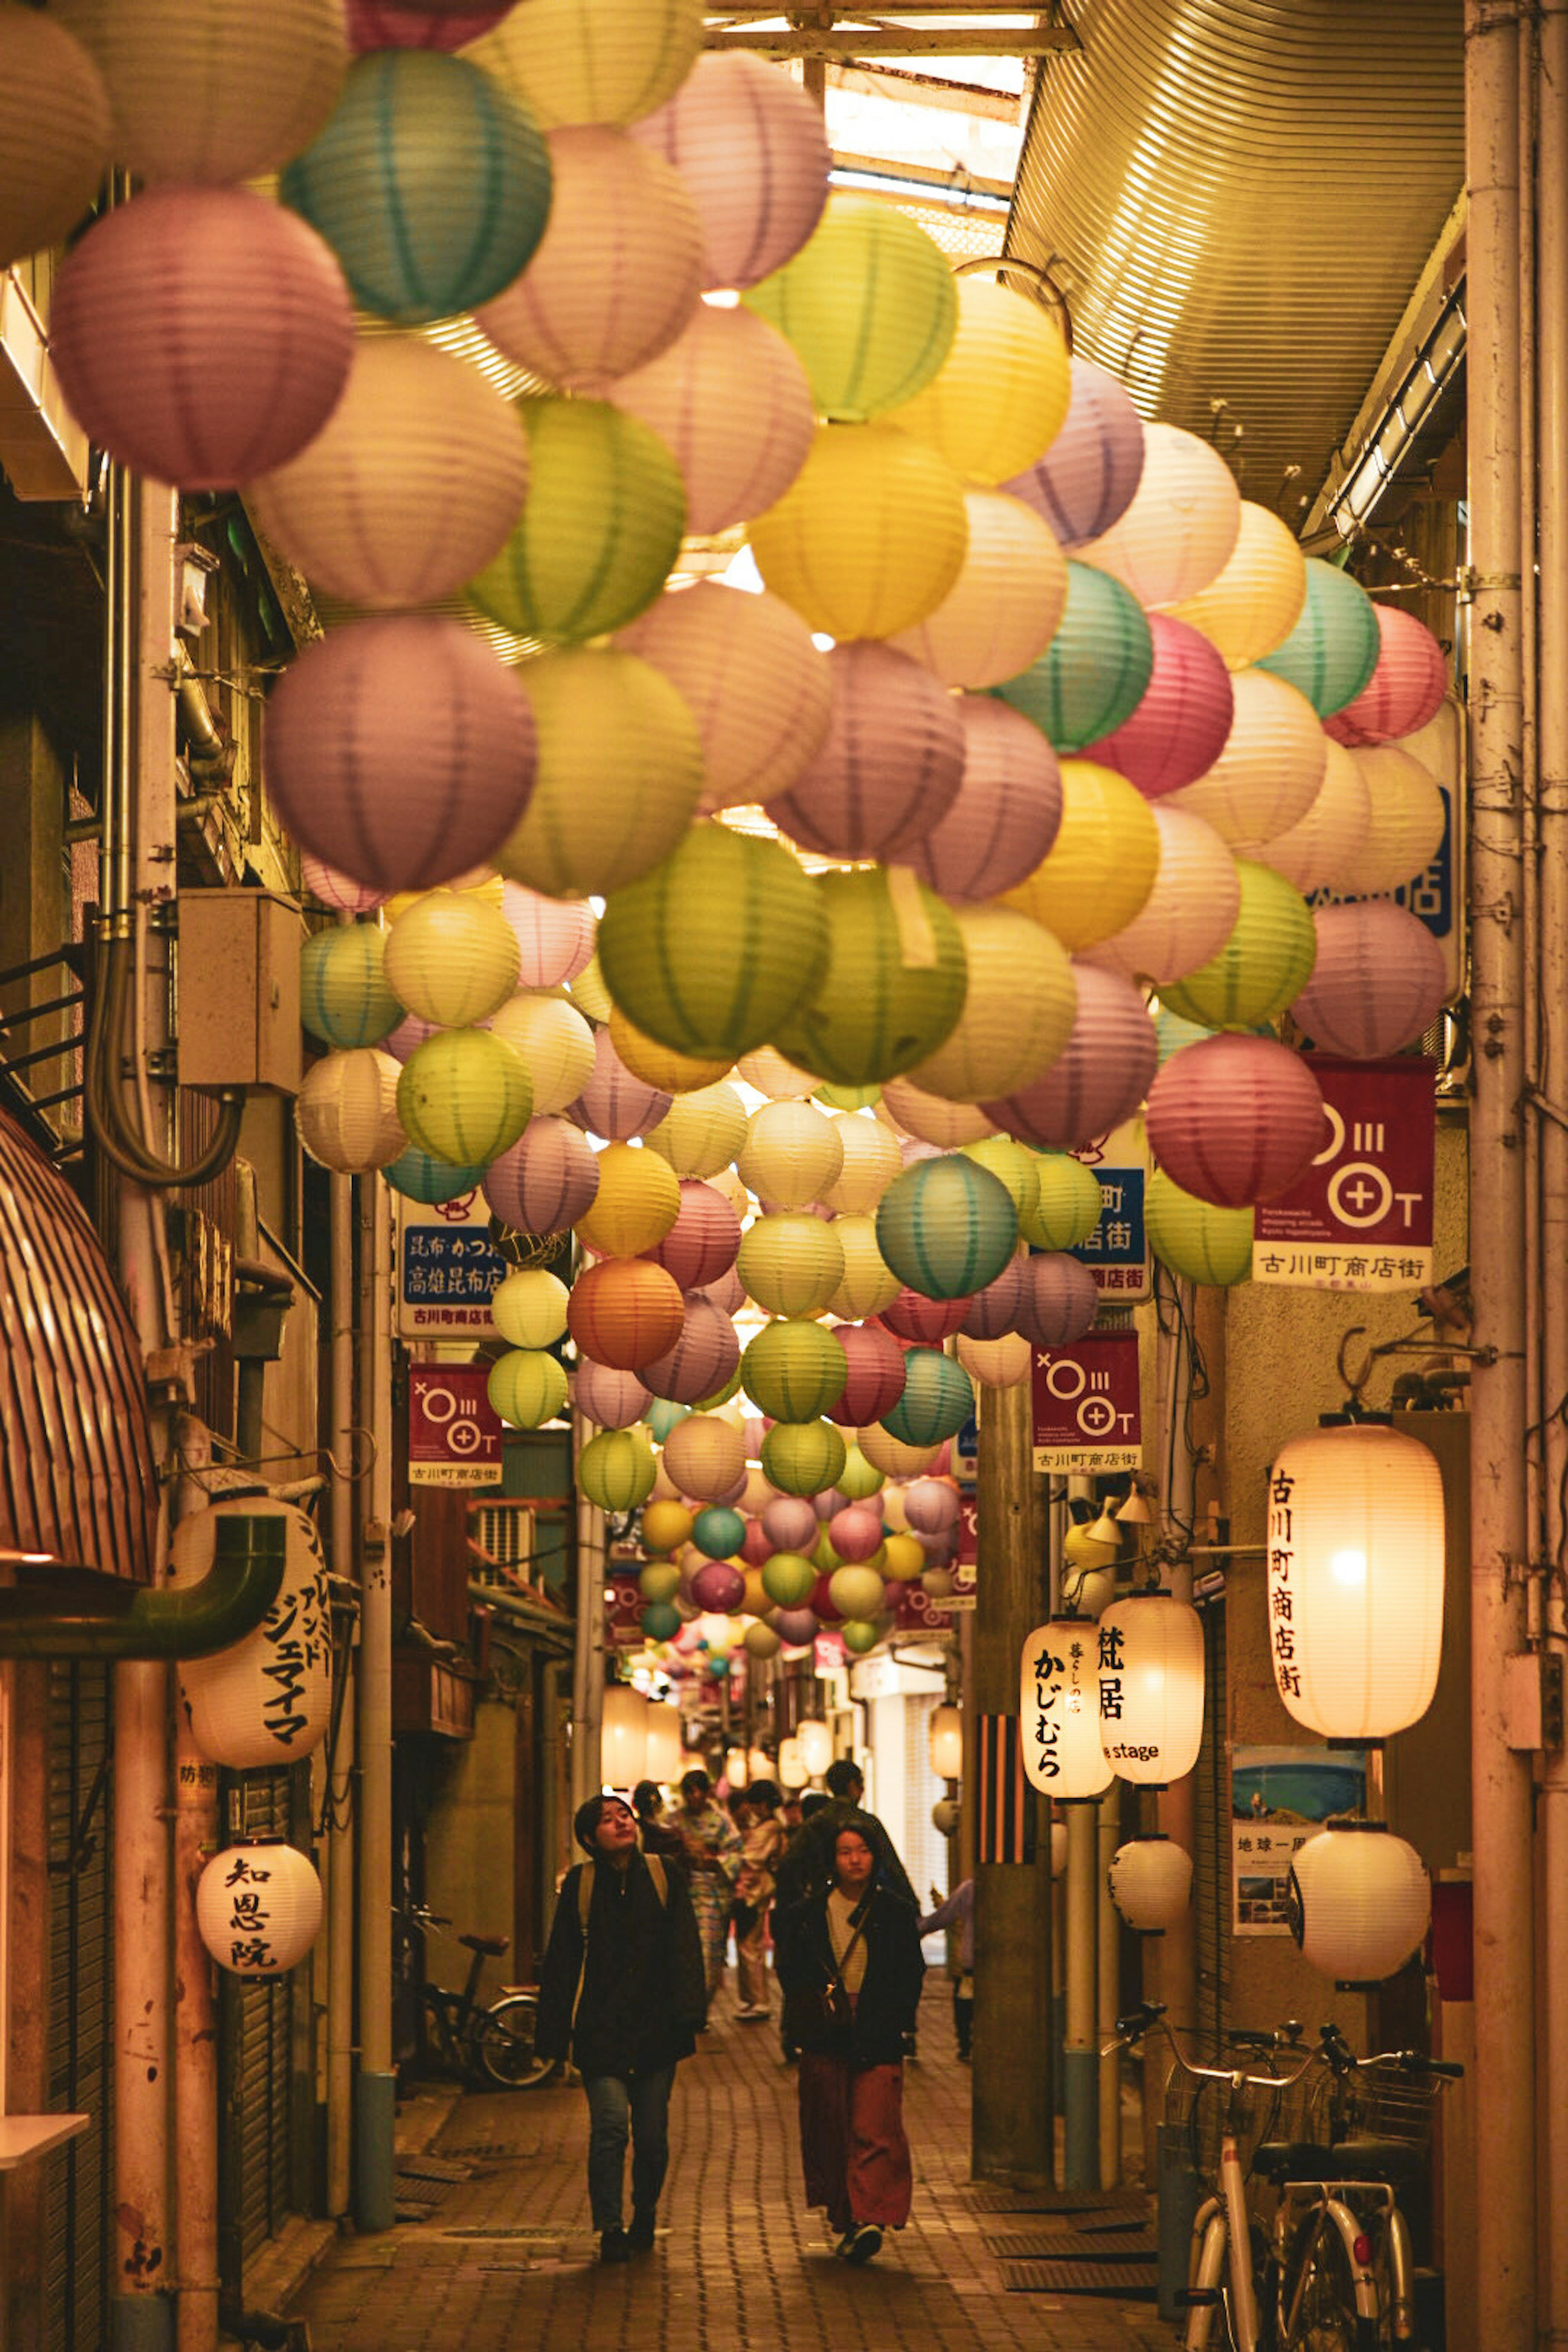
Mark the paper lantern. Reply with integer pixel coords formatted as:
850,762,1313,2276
642,1296,741,1407
1013,1255,1099,1350
736,1046,818,1102
629,50,827,287
762,1494,819,1555
991,560,1153,752
875,1156,1018,1303
484,1114,598,1235
957,1332,1031,1388
878,1289,970,1345
774,869,968,1088
497,648,704,900
300,927,401,1049
265,618,536,894
1348,746,1447,893
568,1032,671,1145
569,1257,684,1370
879,1082,997,1150
1002,762,1159,952
1003,357,1145,548
646,1084,748,1180
825,1221,902,1323
839,1443,886,1503
957,1256,1027,1341
664,1414,746,1501
880,1350,973,1448
1160,861,1316,1032
1078,422,1241,609
296,1049,405,1173
891,274,1070,486
646,1182,742,1293
397,1029,530,1164
1085,804,1241,988
1256,557,1381,717
737,1215,844,1318
776,1733,808,1788
829,1566,886,1623
246,338,526,609
739,1102,844,1212
385,891,520,1028
609,303,817,537
50,187,354,489
1166,500,1307,669
1108,1837,1192,1933
0,11,110,268
1289,1826,1431,1986
500,886,592,988
904,1479,960,1536
748,420,969,643
574,1359,653,1429
383,1144,484,1202
983,965,1158,1152
1082,613,1235,803
743,196,955,421
829,1505,884,1564
1021,1618,1115,1798
860,1420,944,1480
580,1427,659,1513
489,1348,568,1428
1291,902,1447,1059
820,1117,903,1217
1172,668,1327,848
1145,1172,1253,1287
488,995,596,1117
176,1503,330,1769
1096,1590,1204,1785
691,1492,746,1564
607,1010,726,1096
494,1267,570,1349
648,1401,695,1449
644,1699,683,1780
280,51,550,324
1323,606,1447,748
743,1321,849,1423
820,1322,904,1428
575,1143,681,1257
898,711,1060,919
765,642,965,863
1254,739,1370,896
616,584,831,813
301,853,388,916
695,1267,746,1319
467,0,702,129
909,906,1077,1106
887,488,1067,693
197,1842,322,1977
476,127,700,391
1145,1034,1327,1209
642,1499,693,1555
762,1420,849,1499
1267,1418,1445,1739
1021,1154,1104,1251
643,1599,682,1641
348,2,512,47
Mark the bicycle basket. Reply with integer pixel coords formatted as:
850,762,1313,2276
1305,2057,1447,2158
1163,2049,1285,2182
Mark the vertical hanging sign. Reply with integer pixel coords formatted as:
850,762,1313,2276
1252,1056,1436,1292
1031,1329,1141,1471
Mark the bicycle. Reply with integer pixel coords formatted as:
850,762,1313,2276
404,1902,556,2091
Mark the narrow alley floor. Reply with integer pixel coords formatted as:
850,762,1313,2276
288,1982,1174,2352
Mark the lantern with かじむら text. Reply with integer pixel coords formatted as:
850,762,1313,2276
1020,1619,1113,1800
196,1840,323,1977
1095,1591,1204,1786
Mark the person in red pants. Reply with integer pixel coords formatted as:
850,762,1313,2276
773,1817,926,2265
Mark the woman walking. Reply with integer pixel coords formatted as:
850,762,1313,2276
675,1767,743,2001
774,1816,925,2265
733,1779,786,2020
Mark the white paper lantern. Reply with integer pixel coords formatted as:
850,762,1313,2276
1107,1835,1192,1933
1078,422,1242,608
1172,669,1327,847
797,1718,833,1777
629,50,829,290
177,1502,331,1770
737,1099,845,1210
602,1684,650,1788
1082,802,1241,987
822,1114,903,1215
609,300,817,535
887,489,1067,690
489,992,597,1115
1266,1419,1445,1740
1250,737,1370,894
777,1735,807,1790
196,1840,323,1977
928,1702,963,1779
644,1701,683,1783
1288,1824,1431,1985
1020,1618,1114,1799
1096,1591,1204,1786
295,1048,405,1174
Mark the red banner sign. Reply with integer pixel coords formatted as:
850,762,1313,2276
1253,1056,1435,1293
408,1366,503,1488
1031,1330,1141,1472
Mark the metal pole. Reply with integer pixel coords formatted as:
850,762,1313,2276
1062,1799,1099,2191
571,1409,605,1809
325,1172,356,2221
1096,1787,1121,2188
354,1174,395,2233
1465,4,1538,2343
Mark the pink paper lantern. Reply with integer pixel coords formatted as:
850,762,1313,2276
691,1559,745,1611
609,301,816,535
503,883,596,988
903,1478,960,1535
1324,606,1447,748
762,1495,819,1552
383,1012,445,1065
1003,356,1146,548
959,1258,1027,1341
1290,903,1448,1060
1014,1254,1099,1349
574,1359,653,1428
1146,1034,1328,1208
764,643,966,863
648,1180,743,1291
483,1115,600,1234
877,1290,972,1345
266,619,536,894
616,582,833,815
346,2,513,47
568,1026,673,1140
49,187,354,489
630,51,829,290
982,965,1158,1150
773,1607,819,1646
697,1265,747,1317
740,1517,773,1567
829,1504,885,1562
300,851,387,915
901,697,1064,904
826,1321,909,1427
1085,803,1241,987
1082,613,1234,801
642,1295,742,1406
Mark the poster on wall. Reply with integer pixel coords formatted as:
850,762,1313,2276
1252,1057,1435,1294
1231,1744,1368,1936
1068,1117,1149,1301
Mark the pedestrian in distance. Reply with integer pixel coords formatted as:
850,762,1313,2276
732,1778,786,2020
533,1794,706,2265
675,1766,743,2000
774,1815,925,2266
918,1876,974,2061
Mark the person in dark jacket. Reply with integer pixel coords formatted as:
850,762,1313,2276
534,1793,706,2264
773,1815,925,2265
774,1758,920,2063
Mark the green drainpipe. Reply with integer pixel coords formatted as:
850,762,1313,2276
0,1512,286,1659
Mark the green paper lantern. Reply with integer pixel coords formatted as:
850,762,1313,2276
761,1551,817,1607
382,1145,485,1203
818,1083,881,1111
992,559,1153,751
578,1425,656,1511
837,1443,885,1502
1019,1152,1104,1251
742,194,956,423
880,1348,973,1446
742,1319,849,1422
774,868,968,1087
812,1529,842,1572
641,1600,681,1641
1256,556,1381,718
396,1028,532,1165
281,52,552,325
693,1364,743,1411
488,1347,568,1429
639,1561,681,1603
736,1214,844,1316
300,925,401,1049
1160,861,1317,1031
842,1618,881,1655
761,1419,848,1499
692,1504,746,1560
598,822,825,1061
1146,1169,1254,1287
876,1155,1018,1302
644,1398,690,1444
469,399,684,646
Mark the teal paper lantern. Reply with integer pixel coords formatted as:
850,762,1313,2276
692,1504,746,1561
991,559,1152,751
1256,557,1381,718
641,1600,681,1641
880,1348,974,1447
300,925,401,1049
644,1398,691,1444
280,51,552,325
876,1155,1018,1302
382,1145,484,1202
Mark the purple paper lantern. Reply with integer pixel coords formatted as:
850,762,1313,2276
773,1607,820,1646
959,1257,1027,1340
901,697,1064,904
503,883,596,988
648,1180,743,1291
1014,1254,1099,1349
690,1559,746,1612
642,1295,742,1406
573,1359,654,1429
629,51,829,291
982,965,1158,1150
764,642,966,863
825,1321,909,1427
1324,606,1448,748
903,1478,960,1535
1003,356,1145,549
1289,903,1448,1060
383,1011,444,1065
345,2,516,49
483,1115,600,1235
1083,612,1235,802
567,1026,673,1140
1146,1035,1328,1208
762,1494,819,1552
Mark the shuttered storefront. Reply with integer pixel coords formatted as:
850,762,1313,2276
45,1662,114,2352
1193,1598,1232,2051
218,1768,304,2295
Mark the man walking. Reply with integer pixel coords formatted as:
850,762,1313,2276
775,1757,918,1913
534,1794,707,2263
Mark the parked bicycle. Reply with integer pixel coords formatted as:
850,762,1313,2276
404,1902,556,2091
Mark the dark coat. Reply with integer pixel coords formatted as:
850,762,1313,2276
773,1884,926,2067
773,1799,918,1917
534,1852,706,2080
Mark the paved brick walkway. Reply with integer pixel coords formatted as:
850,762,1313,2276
291,1980,1173,2352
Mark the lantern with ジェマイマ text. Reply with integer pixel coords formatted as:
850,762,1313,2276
1288,1824,1431,1987
1266,1418,1445,1740
1020,1619,1114,1799
197,1840,323,1977
1095,1591,1204,1786
177,1503,330,1769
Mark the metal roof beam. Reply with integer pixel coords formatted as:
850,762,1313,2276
706,22,1077,57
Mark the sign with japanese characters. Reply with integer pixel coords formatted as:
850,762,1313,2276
1231,1744,1369,1936
1252,1056,1435,1292
395,1189,507,1338
408,1365,503,1488
1069,1118,1149,1300
1031,1329,1142,1471
1019,1619,1108,1796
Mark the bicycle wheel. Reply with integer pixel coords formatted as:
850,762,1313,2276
474,1994,555,2089
1285,2227,1372,2352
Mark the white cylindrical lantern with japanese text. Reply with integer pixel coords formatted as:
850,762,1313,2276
1021,1617,1114,1799
928,1702,963,1780
196,1840,323,1977
177,1500,332,1769
1095,1591,1204,1786
602,1684,650,1788
797,1717,833,1777
1287,1822,1431,1986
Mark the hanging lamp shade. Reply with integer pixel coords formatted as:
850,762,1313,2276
878,1288,970,1344
489,993,597,1116
349,2,513,48
825,1218,902,1322
647,1181,742,1292
384,889,520,1027
664,1413,747,1501
1160,860,1317,1031
300,853,388,917
1096,1590,1205,1785
738,1101,844,1211
630,50,827,287
858,1424,942,1479
176,1503,331,1770
773,869,968,1089
383,1144,485,1202
50,187,354,490
616,584,831,815
890,274,1071,485
879,1081,997,1150
1078,421,1241,608
396,1028,531,1165
1289,1826,1431,1987
1085,804,1241,988
608,303,817,537
736,1214,845,1317
822,1116,903,1216
743,195,956,421
991,560,1153,752
265,617,536,895
1251,738,1371,896
900,699,1062,910
958,1256,1028,1341
1013,1254,1098,1350
569,1257,684,1371
1256,557,1381,717
0,11,110,271
880,1349,973,1447
1108,1837,1193,1933
296,1049,406,1173
300,927,402,1050
246,336,527,610
1021,1618,1115,1798
483,1114,599,1235
567,1025,671,1142
1290,902,1448,1059
1165,499,1307,670
1145,1171,1254,1286
1007,748,1169,955
875,1156,1019,1303
1145,1034,1327,1209
762,1419,849,1499
1172,668,1327,847
957,1331,1031,1388
574,1359,653,1429
982,964,1158,1153
887,490,1068,693
280,51,551,325
748,420,969,643
644,1700,684,1781
1082,612,1235,803
489,1348,569,1428
743,1320,849,1423
494,1267,570,1349
196,1843,322,1977
824,1322,908,1427
907,905,1077,1105
646,1084,749,1181
1020,1154,1104,1252
1347,746,1447,893
764,643,966,864
1267,1418,1445,1739
1323,606,1447,747
466,0,703,129
578,1427,658,1512
574,1141,681,1257
503,884,596,988
1003,357,1145,549
642,1296,742,1407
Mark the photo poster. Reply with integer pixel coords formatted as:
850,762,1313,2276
1231,1744,1368,1936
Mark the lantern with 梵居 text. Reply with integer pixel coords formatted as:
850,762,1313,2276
602,1683,650,1788
1096,1591,1204,1786
196,1840,323,1977
1021,1619,1114,1799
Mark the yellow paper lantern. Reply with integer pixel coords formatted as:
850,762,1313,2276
837,1443,885,1502
956,1330,1032,1388
575,1141,682,1258
878,1080,997,1148
907,904,1077,1103
641,1498,694,1555
887,488,1068,691
608,1007,730,1096
1020,1152,1105,1251
1160,860,1318,1031
749,420,969,643
1078,421,1242,608
890,274,1071,486
1348,746,1447,893
488,1348,569,1429
384,889,521,1028
493,1266,570,1349
858,1423,942,1479
1172,668,1326,847
662,1412,746,1502
396,1029,532,1165
737,1214,844,1317
736,1046,818,1102
960,1135,1042,1227
742,195,956,422
737,1100,845,1211
826,1216,902,1321
881,1531,925,1580
616,581,832,815
646,1082,750,1180
497,648,704,899
1166,498,1307,669
1002,760,1160,951
569,953,615,1025
821,1114,903,1215
295,1047,405,1174
489,992,598,1116
467,0,703,129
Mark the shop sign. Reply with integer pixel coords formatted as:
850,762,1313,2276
408,1365,503,1488
1068,1118,1149,1300
395,1189,507,1339
1031,1329,1141,1471
1253,1056,1435,1293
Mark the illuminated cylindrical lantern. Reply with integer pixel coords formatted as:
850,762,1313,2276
983,964,1158,1153
1323,606,1447,748
1289,901,1448,1059
176,1502,330,1769
797,1718,833,1777
645,1701,683,1783
1288,1824,1431,1986
777,1735,808,1790
197,1841,322,1977
1107,1836,1193,1933
1096,1591,1204,1785
568,1258,684,1370
602,1684,650,1787
1078,421,1241,608
927,1703,962,1780
992,559,1152,752
1003,356,1145,548
1082,612,1235,802
1145,1034,1327,1209
1020,1619,1114,1799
